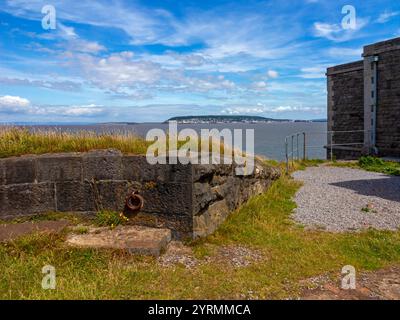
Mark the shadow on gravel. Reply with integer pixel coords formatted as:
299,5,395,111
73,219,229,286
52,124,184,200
330,176,400,202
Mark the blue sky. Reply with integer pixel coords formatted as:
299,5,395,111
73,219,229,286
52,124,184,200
0,0,399,122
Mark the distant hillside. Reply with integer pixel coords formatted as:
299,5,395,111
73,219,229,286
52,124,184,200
309,119,327,122
165,115,290,123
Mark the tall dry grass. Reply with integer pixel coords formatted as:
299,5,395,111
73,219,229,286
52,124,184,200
0,127,151,158
0,127,257,163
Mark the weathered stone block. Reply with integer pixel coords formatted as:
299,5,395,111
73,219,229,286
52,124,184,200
5,157,36,184
3,183,55,217
128,213,193,239
56,181,95,212
193,182,218,214
193,199,230,238
95,180,131,212
0,187,6,217
83,150,123,180
37,153,82,182
122,155,192,183
192,162,233,183
0,161,5,185
123,156,161,181
140,182,192,216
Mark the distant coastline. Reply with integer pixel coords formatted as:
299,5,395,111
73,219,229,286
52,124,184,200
164,115,327,124
0,116,327,126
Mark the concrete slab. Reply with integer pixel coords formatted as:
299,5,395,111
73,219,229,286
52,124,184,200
0,220,70,242
66,225,171,257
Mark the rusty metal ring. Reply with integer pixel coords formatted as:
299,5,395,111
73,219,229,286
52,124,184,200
125,192,144,212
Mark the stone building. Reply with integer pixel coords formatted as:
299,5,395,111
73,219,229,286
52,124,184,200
327,37,400,159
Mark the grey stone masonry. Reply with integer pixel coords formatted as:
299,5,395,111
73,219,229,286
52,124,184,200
327,37,400,159
0,149,280,239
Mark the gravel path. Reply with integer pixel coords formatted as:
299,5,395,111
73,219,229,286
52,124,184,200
292,166,400,232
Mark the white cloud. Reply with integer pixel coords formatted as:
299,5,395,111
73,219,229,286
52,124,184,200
376,11,399,23
269,105,323,113
58,23,78,39
267,70,279,78
221,104,324,115
4,0,166,46
58,104,105,116
75,51,162,90
252,81,268,91
327,47,363,58
57,23,106,53
0,95,30,112
66,51,237,95
313,22,341,38
221,106,266,114
0,78,82,91
313,18,368,42
0,95,105,117
299,66,327,79
175,54,207,67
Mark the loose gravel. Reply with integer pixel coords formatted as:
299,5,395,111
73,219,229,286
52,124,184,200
292,166,400,232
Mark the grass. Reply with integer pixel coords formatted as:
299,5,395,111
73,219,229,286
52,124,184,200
331,156,400,176
1,175,400,299
0,212,89,225
0,127,240,159
0,127,151,158
94,210,129,228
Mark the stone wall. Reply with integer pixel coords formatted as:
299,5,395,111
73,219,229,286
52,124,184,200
327,60,364,160
327,37,400,159
370,39,400,157
0,150,280,239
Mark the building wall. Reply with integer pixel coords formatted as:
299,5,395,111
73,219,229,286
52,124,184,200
327,37,400,159
327,61,364,159
370,40,400,156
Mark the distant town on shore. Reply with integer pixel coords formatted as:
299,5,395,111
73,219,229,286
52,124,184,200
164,115,327,124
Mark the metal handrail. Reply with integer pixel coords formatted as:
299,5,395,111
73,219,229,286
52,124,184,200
285,130,371,173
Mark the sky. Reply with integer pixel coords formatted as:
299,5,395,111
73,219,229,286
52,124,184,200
0,0,399,123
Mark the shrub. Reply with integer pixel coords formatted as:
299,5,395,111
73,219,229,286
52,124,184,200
358,156,400,175
95,210,129,228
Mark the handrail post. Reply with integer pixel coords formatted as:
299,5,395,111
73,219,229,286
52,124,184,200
285,137,289,174
303,132,306,160
291,135,294,167
296,133,299,160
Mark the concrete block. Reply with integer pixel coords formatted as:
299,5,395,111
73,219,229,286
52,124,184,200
55,181,95,212
0,220,70,242
37,154,82,182
5,157,36,184
66,225,172,257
